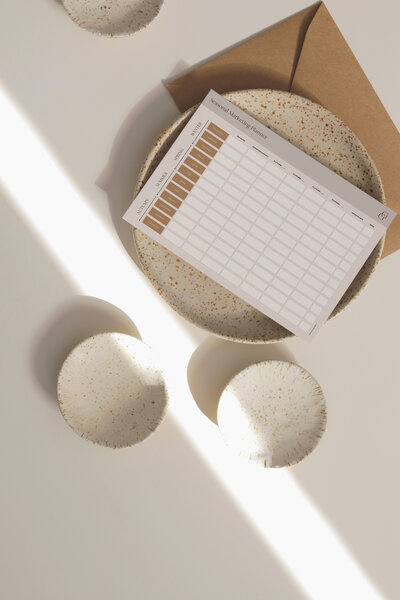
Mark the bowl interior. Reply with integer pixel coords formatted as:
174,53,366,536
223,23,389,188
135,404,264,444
217,360,327,467
57,333,168,448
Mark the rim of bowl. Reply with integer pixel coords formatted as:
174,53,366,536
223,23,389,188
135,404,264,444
217,359,327,468
56,332,169,448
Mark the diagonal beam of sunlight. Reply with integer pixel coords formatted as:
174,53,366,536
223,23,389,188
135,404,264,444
0,85,384,600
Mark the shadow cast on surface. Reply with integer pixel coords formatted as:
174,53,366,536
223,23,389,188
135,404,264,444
31,295,140,403
96,82,179,268
162,2,319,86
187,336,295,424
95,78,208,347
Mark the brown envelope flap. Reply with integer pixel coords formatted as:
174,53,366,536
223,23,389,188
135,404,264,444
290,3,400,256
167,3,399,256
166,3,320,112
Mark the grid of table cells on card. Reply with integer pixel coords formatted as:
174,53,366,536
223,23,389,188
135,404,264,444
142,121,375,334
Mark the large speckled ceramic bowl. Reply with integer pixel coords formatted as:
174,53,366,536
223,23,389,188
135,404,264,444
134,90,385,343
217,361,327,468
57,333,168,448
62,0,164,36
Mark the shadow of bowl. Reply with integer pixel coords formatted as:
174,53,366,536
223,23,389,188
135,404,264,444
96,83,179,269
31,295,140,403
187,336,295,425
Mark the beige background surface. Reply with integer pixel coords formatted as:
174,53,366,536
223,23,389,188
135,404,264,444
0,1,399,599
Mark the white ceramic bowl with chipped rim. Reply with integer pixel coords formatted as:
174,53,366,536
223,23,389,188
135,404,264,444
133,89,385,343
57,332,169,448
217,360,327,468
62,0,164,37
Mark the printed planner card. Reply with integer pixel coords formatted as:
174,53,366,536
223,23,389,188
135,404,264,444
124,91,396,339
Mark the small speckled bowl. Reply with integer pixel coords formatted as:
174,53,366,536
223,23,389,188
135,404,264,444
57,333,168,448
62,0,164,36
133,89,385,343
217,361,327,468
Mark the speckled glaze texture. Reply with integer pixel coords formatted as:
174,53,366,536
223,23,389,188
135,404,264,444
134,90,385,343
217,361,327,468
62,0,164,36
57,333,168,448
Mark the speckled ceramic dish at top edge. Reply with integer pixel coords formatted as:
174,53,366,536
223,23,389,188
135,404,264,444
133,90,385,343
62,0,164,37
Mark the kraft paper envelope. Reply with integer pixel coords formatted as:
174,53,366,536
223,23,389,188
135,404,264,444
166,2,400,257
